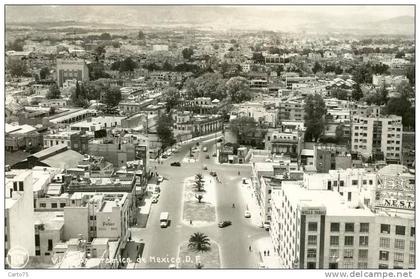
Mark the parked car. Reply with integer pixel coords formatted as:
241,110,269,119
171,162,181,167
210,171,217,177
244,211,251,218
152,197,159,203
263,222,270,231
212,153,217,157
218,220,232,228
217,138,223,142
203,147,208,152
154,186,161,193
168,264,176,269
162,154,168,159
205,155,210,159
157,176,164,183
203,165,208,170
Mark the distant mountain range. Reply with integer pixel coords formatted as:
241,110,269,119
5,6,414,36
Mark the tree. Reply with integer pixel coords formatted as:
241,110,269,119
46,83,61,99
88,62,110,80
230,116,258,137
188,233,211,252
362,85,388,106
7,39,24,51
157,114,176,150
138,30,145,40
304,94,327,142
99,32,112,40
8,58,28,77
194,180,205,192
95,45,106,60
195,194,204,203
163,87,181,112
351,83,363,101
330,88,348,100
182,48,194,60
119,57,137,72
39,67,49,80
395,51,405,59
195,173,204,182
102,86,122,108
312,62,323,74
184,73,226,100
226,76,252,103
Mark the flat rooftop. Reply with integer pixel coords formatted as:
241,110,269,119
282,181,375,217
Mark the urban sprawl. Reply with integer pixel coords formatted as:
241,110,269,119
5,21,415,269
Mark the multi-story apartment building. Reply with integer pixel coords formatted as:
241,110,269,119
233,101,278,128
264,128,303,160
43,130,80,148
56,59,89,88
278,99,305,122
351,115,403,163
270,177,415,269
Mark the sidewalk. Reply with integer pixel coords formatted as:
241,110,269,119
254,237,283,268
238,178,262,227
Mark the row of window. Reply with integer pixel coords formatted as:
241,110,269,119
39,202,66,208
380,224,414,236
330,235,368,246
308,222,370,233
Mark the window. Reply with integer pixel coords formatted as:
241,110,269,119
358,262,368,269
40,203,46,208
352,180,358,185
329,249,339,259
330,223,340,232
307,249,317,258
409,255,415,265
360,223,369,233
340,181,344,187
344,236,354,246
330,236,340,246
359,249,368,259
48,239,53,251
18,181,24,191
308,235,317,246
35,235,40,246
380,238,390,248
344,249,353,259
394,239,405,250
13,181,17,191
308,222,318,232
359,236,369,246
411,227,415,237
379,251,389,261
394,253,404,263
345,223,354,232
409,241,415,251
307,262,316,269
51,203,57,208
342,262,353,269
60,203,66,208
35,250,41,256
395,226,405,236
381,224,391,234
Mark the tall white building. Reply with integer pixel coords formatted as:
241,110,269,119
351,115,403,163
270,166,415,269
5,170,36,260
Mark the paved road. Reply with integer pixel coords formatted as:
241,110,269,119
131,137,268,268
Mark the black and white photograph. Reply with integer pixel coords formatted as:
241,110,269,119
2,1,417,277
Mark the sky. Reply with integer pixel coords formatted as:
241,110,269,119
5,5,415,33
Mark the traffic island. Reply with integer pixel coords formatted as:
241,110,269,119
182,175,217,226
177,240,221,268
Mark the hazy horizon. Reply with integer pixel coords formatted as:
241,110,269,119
5,5,415,34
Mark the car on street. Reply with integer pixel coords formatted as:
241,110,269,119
212,153,217,157
157,176,164,183
154,186,161,193
152,197,159,203
160,212,170,228
168,264,176,269
205,154,210,159
263,222,270,231
210,171,217,177
161,154,168,159
244,211,251,218
203,147,208,152
170,162,181,167
218,220,232,228
217,138,223,142
203,165,208,170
